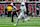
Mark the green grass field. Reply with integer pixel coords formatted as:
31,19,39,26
0,17,40,27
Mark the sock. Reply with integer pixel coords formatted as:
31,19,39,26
22,19,25,22
25,17,30,21
27,17,30,19
16,19,19,25
25,19,28,21
16,12,18,16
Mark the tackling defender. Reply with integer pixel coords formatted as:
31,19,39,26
14,2,30,26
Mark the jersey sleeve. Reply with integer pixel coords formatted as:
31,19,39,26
12,6,17,10
13,6,16,9
24,7,26,12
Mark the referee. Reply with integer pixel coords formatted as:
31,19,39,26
11,3,19,22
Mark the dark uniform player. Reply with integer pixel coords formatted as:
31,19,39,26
11,3,19,22
12,6,18,22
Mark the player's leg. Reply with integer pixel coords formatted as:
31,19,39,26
14,13,22,26
16,12,18,17
24,14,30,21
22,14,25,22
22,15,30,22
11,12,14,22
25,17,30,21
25,16,30,21
22,17,25,22
14,15,21,26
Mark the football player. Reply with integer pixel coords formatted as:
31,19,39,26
14,2,30,26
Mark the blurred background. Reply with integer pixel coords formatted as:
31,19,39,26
0,0,40,27
0,0,40,17
0,0,40,2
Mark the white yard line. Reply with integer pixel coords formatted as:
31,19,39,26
0,25,11,26
17,26,40,27
0,23,13,24
30,17,40,18
0,25,40,27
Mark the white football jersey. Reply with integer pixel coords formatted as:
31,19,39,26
20,6,26,14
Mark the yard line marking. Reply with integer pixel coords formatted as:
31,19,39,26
0,25,12,26
0,23,13,24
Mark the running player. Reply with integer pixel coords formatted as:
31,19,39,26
14,2,30,26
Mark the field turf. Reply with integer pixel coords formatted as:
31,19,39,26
0,17,40,27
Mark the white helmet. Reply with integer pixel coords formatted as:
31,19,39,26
10,2,13,5
21,2,25,5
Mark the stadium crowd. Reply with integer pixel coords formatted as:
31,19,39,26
0,0,40,17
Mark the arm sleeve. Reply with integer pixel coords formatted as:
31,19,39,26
12,6,17,10
24,7,26,12
13,6,17,9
